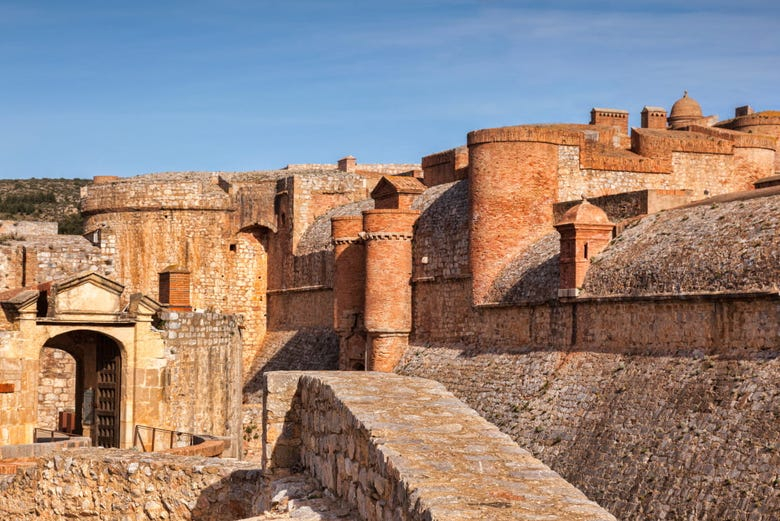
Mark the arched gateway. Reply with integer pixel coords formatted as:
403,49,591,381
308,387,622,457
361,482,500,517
40,330,123,447
0,272,163,448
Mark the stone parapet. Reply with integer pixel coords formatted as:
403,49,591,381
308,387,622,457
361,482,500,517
80,173,234,215
0,447,264,520
159,310,243,453
263,371,616,520
0,437,90,460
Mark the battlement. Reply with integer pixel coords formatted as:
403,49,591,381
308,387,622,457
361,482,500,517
285,156,420,177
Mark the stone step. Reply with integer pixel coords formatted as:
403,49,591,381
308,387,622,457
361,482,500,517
242,474,359,521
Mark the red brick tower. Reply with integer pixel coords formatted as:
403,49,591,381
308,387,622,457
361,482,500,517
331,215,367,370
467,128,559,304
362,209,419,371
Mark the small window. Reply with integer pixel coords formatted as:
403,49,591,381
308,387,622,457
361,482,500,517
229,244,236,252
584,242,589,259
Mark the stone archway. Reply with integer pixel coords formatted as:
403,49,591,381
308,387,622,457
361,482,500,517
42,330,124,448
0,272,164,448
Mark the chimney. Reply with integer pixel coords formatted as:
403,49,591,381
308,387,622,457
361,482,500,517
641,106,667,129
158,265,191,311
735,105,754,118
590,108,629,135
338,155,357,172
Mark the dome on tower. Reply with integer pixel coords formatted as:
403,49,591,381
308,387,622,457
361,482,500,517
556,200,611,226
669,91,703,120
668,91,705,129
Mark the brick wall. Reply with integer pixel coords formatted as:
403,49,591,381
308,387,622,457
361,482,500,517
421,146,468,187
468,136,559,303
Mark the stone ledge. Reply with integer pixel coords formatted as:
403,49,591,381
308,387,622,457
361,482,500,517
263,371,616,520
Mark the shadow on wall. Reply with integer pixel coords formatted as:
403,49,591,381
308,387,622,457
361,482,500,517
498,252,560,305
243,327,339,402
191,469,266,521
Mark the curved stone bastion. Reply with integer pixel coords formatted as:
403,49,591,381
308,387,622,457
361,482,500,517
263,371,616,520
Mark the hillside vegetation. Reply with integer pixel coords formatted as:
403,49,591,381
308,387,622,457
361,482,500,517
0,179,90,234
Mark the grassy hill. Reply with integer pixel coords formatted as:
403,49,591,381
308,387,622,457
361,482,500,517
0,179,90,234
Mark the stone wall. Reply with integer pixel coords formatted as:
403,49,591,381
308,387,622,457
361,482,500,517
242,328,339,404
263,371,616,521
0,243,25,292
0,221,58,236
159,310,243,454
36,348,76,431
83,210,234,310
80,172,233,216
412,276,779,352
0,343,38,445
0,448,264,520
397,344,780,521
0,437,90,460
266,289,333,331
0,235,111,293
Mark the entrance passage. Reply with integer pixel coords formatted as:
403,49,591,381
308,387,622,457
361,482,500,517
41,331,123,448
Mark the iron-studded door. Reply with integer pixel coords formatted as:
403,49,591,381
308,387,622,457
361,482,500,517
94,348,121,447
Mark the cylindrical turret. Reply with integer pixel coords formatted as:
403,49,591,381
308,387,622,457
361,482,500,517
362,209,418,371
331,216,366,370
468,128,559,304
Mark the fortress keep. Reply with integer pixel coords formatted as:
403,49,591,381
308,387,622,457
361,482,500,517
1,93,779,520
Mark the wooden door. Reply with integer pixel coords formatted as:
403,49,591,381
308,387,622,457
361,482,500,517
94,348,121,447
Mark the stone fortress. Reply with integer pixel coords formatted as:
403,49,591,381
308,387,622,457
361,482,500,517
0,92,778,520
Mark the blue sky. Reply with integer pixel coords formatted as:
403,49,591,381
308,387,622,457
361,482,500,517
1,1,778,179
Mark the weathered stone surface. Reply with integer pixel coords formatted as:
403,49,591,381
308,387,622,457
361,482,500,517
265,371,616,520
397,345,780,521
0,448,265,520
584,191,780,296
